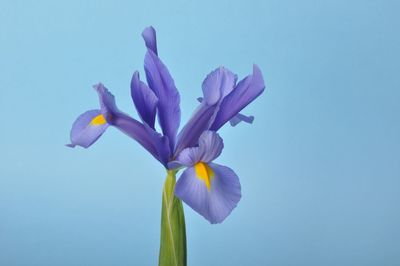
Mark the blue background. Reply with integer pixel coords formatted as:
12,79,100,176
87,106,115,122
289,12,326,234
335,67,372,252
1,0,399,265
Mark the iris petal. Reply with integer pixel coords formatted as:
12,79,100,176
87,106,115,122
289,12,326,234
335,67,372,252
67,109,108,148
131,71,158,128
174,68,235,154
170,131,223,169
175,66,259,155
142,26,158,55
174,103,217,156
144,49,180,151
168,147,201,169
202,67,237,105
197,97,254,128
197,131,223,163
210,64,265,131
174,163,241,224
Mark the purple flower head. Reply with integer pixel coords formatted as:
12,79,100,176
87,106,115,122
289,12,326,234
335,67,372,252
67,26,265,223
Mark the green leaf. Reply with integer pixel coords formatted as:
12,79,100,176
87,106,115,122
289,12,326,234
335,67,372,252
159,170,187,266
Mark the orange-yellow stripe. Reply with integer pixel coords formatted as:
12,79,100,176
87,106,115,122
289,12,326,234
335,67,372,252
194,162,214,191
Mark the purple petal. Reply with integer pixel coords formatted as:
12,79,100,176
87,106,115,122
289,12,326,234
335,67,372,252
93,83,119,119
131,71,158,128
198,131,223,163
210,64,265,131
94,83,170,165
202,67,237,105
174,68,237,155
67,109,108,148
168,147,201,169
174,163,241,224
114,113,170,164
170,131,223,169
229,113,254,127
198,97,254,127
144,50,180,151
174,103,217,157
142,26,158,55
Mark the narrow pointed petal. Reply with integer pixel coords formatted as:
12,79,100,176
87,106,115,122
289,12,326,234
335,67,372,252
94,83,170,165
210,64,265,131
67,109,108,148
202,67,237,105
113,113,170,165
131,71,158,128
142,26,158,55
175,163,241,224
144,50,180,150
229,113,254,127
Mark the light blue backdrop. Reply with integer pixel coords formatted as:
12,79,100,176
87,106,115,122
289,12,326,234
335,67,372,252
1,0,399,265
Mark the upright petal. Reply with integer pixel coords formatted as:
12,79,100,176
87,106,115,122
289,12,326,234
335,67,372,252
198,131,224,163
131,71,158,128
202,67,237,105
174,68,237,155
142,26,158,55
67,109,108,148
144,50,180,151
175,163,241,224
210,64,265,131
94,83,170,165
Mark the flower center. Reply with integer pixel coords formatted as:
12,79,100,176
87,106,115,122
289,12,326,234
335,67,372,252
194,162,214,191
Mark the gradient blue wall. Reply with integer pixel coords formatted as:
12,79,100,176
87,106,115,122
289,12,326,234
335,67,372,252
1,0,399,265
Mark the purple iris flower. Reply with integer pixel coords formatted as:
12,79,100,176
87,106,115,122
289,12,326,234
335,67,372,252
67,26,265,223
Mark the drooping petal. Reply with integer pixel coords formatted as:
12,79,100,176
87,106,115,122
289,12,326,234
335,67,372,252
198,131,224,163
229,113,254,127
142,26,158,55
67,109,109,148
175,163,241,224
144,49,180,151
202,67,237,105
94,83,171,165
131,71,158,128
174,103,217,157
210,64,265,131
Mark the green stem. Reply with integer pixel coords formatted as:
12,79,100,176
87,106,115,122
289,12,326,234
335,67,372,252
159,170,187,266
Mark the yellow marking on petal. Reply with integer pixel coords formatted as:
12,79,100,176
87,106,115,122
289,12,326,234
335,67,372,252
90,114,107,125
194,162,214,191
